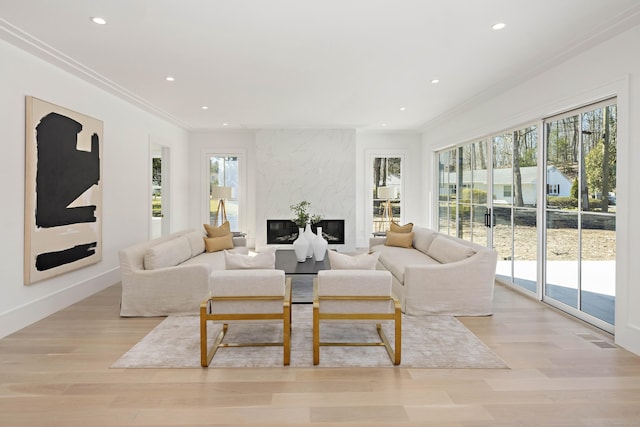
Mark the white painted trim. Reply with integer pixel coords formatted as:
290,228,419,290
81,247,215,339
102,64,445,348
200,148,247,232
365,149,409,237
0,268,120,339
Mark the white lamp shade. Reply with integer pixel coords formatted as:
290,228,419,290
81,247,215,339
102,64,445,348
377,186,397,199
212,186,232,199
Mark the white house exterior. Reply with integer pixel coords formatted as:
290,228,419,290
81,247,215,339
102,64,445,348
443,166,572,206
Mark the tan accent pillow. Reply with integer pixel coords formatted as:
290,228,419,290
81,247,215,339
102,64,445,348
224,248,276,270
203,221,231,238
328,250,379,270
204,234,235,252
385,231,414,248
390,221,413,233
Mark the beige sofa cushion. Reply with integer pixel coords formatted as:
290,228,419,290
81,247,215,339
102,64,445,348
374,245,439,283
317,270,393,314
143,236,192,270
328,250,379,270
224,248,276,269
412,227,438,254
184,230,206,257
210,269,285,314
427,236,476,264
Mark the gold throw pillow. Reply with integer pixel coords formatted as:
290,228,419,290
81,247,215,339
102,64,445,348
385,231,414,248
204,234,235,252
203,221,231,238
390,221,413,233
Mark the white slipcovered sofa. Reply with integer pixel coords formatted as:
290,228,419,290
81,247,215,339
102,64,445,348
369,226,497,316
119,230,247,317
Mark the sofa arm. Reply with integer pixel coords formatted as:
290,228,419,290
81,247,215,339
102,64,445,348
120,263,212,316
369,236,386,250
233,236,247,247
403,250,498,316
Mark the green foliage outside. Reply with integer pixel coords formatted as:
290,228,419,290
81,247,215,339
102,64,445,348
458,188,487,204
585,140,616,198
152,199,162,217
570,178,579,199
548,196,578,209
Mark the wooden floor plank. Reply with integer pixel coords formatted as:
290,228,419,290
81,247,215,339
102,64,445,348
1,282,639,426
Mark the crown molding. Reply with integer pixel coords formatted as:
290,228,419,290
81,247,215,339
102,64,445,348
0,18,192,130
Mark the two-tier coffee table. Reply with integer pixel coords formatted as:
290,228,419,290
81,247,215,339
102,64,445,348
275,249,330,303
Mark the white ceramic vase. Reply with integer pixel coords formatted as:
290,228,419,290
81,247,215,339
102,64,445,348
313,226,328,261
293,227,309,262
304,223,315,258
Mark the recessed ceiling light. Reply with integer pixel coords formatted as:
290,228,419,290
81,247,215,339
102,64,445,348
91,17,107,25
492,22,506,30
381,123,388,127
201,106,208,110
399,107,406,111
431,79,440,84
223,123,229,126
165,76,175,82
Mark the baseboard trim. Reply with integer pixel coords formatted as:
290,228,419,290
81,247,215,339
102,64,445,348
0,268,120,339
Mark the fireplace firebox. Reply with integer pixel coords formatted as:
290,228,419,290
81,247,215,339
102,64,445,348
267,219,345,245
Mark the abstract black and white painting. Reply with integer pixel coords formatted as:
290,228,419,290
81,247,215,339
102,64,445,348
24,97,103,284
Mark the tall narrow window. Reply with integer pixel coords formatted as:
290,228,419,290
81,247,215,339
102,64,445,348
372,156,402,233
209,156,239,231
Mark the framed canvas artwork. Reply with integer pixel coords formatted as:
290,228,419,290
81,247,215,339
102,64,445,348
24,96,103,284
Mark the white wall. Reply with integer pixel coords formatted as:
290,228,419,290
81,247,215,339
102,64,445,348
189,130,422,251
0,39,190,338
422,24,640,355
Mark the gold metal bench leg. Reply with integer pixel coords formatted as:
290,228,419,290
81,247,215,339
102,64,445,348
283,305,291,366
206,324,228,366
200,303,208,367
394,306,402,365
313,305,320,365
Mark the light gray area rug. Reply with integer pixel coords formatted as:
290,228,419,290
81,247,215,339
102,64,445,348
112,305,508,369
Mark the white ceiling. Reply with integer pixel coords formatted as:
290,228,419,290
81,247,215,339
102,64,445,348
2,0,640,131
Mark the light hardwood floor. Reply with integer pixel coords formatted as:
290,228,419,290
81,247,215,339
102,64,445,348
1,282,639,426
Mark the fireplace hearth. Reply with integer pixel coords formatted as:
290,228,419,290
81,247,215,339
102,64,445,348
267,219,345,245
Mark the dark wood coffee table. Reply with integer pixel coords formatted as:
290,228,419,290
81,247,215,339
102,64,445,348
275,250,330,303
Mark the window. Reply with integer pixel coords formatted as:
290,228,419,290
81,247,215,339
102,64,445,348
503,185,512,197
372,155,402,233
209,156,240,231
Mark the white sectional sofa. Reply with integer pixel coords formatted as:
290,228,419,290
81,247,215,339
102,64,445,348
119,230,247,317
369,226,497,316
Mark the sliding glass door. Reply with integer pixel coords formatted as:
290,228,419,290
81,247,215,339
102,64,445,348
436,99,617,332
544,100,616,328
437,126,538,295
492,126,538,293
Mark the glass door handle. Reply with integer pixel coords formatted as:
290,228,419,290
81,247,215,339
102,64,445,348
484,209,492,227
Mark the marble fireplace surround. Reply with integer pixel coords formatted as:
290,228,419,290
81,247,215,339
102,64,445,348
266,219,345,245
255,129,356,252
